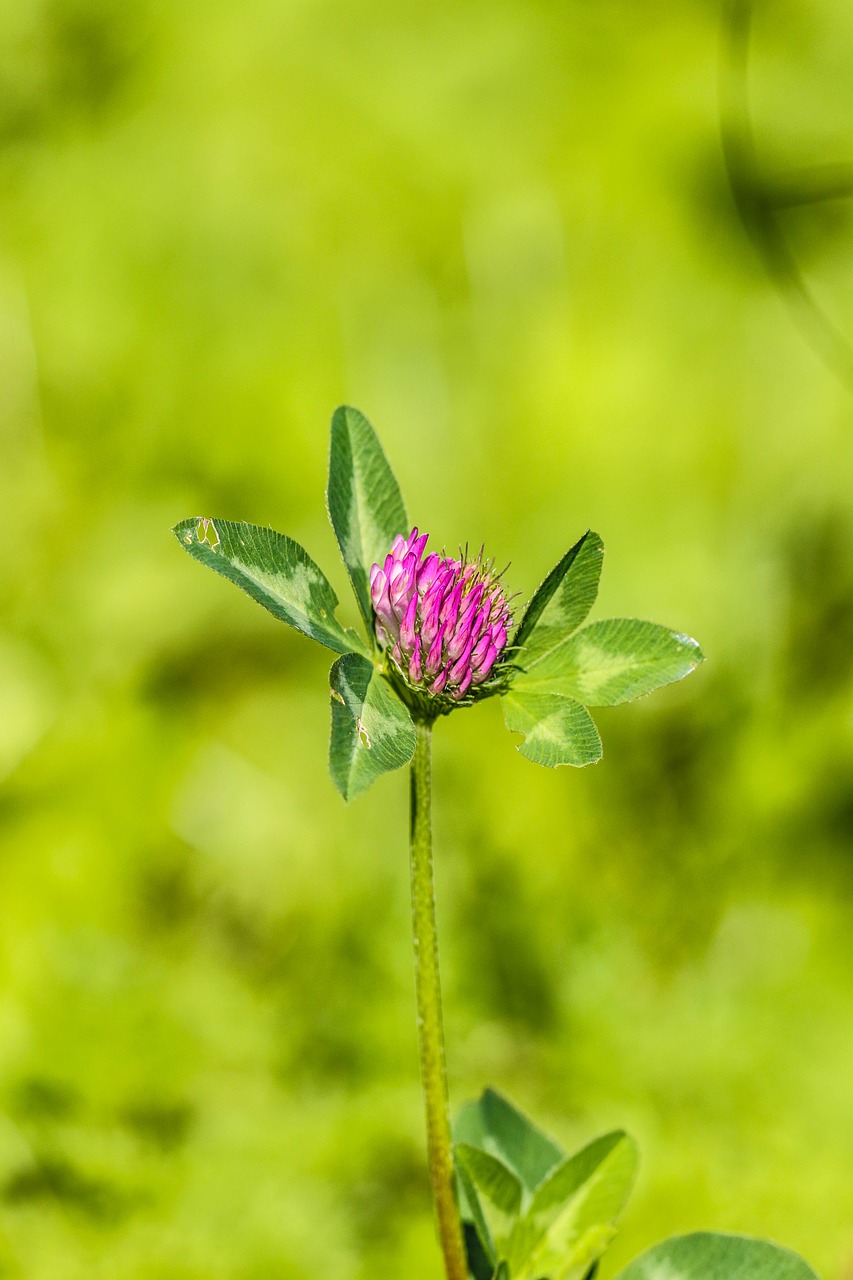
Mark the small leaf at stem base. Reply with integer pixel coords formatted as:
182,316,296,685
613,1233,820,1280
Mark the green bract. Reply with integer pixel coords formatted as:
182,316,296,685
173,405,704,800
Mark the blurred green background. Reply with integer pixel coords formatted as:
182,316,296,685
2,1,853,1277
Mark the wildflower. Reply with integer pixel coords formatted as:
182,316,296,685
369,528,512,704
175,405,703,800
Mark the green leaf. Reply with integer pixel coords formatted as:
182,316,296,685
493,1264,510,1280
328,653,416,800
455,1145,523,1219
454,1089,564,1196
527,1131,635,1223
456,1162,499,1271
173,517,367,655
455,1145,523,1258
614,1233,821,1280
454,1094,636,1280
503,691,602,768
326,405,409,636
513,530,604,662
455,1090,567,1277
516,618,703,706
512,1131,638,1280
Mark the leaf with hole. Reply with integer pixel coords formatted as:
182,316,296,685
326,405,409,637
328,653,416,800
172,517,366,655
503,691,602,768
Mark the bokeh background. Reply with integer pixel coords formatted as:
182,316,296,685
2,1,853,1277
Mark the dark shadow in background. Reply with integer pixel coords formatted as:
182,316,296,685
719,0,853,391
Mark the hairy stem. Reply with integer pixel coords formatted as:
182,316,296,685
410,721,468,1280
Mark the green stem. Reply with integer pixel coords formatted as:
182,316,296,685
410,721,468,1280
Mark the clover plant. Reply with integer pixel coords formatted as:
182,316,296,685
174,406,819,1280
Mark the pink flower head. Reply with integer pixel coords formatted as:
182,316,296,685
370,528,513,702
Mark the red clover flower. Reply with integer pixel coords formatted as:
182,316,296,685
369,528,513,703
